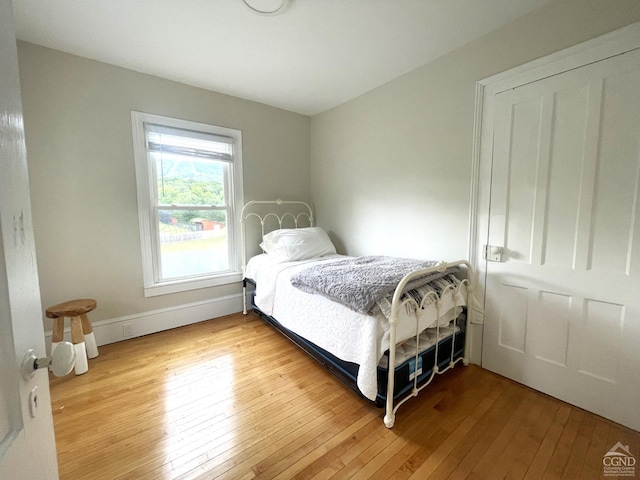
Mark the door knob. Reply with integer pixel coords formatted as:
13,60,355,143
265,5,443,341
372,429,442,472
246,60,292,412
22,342,76,380
485,245,504,262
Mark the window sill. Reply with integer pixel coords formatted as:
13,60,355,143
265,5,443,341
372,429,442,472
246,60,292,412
144,272,243,297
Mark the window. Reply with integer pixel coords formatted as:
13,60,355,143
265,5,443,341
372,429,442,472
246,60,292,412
131,112,243,296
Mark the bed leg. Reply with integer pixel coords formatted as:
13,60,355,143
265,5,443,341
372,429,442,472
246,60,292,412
384,413,395,429
384,315,398,429
242,281,247,315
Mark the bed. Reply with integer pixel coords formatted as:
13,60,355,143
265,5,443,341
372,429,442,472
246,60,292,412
241,199,474,428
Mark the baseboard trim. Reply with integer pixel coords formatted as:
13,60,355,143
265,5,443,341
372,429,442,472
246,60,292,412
44,294,243,352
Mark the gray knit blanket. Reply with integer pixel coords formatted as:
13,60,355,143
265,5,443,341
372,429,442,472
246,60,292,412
290,256,457,315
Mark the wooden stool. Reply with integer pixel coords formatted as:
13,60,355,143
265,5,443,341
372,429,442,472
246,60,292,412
46,299,98,375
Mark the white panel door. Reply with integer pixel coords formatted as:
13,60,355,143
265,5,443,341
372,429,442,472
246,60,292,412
483,47,640,431
0,0,60,477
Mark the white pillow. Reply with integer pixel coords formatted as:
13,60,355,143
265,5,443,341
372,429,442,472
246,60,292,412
260,227,336,263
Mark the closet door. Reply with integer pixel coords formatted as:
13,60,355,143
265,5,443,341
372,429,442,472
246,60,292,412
482,47,640,431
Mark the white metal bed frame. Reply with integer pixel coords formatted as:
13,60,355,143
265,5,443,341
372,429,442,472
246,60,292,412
240,199,473,428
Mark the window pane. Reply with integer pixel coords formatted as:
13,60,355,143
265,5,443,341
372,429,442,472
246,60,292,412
153,152,226,206
158,209,229,280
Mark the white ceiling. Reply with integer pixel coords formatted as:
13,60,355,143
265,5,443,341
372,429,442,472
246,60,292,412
12,0,553,116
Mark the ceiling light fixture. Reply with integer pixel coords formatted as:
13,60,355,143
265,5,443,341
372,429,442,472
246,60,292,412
242,0,290,16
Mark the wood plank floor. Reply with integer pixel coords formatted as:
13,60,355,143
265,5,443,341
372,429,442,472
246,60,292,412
49,312,640,480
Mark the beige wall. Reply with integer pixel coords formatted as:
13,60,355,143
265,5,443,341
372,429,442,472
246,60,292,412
17,42,310,328
310,0,640,261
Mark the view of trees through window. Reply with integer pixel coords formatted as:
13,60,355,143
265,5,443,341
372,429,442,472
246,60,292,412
153,154,230,280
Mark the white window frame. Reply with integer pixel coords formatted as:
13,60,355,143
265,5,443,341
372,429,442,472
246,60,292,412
131,111,244,297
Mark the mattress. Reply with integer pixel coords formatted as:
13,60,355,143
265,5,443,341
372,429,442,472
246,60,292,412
244,254,467,400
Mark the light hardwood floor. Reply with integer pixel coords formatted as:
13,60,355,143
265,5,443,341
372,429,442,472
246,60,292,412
49,312,640,480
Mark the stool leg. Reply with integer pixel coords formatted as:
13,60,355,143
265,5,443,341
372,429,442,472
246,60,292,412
81,313,99,359
70,316,88,375
51,317,65,357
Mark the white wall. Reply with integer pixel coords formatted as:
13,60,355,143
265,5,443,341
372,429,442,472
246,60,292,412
17,42,310,338
310,0,640,262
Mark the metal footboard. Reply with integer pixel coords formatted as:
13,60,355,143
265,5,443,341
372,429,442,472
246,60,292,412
383,260,473,428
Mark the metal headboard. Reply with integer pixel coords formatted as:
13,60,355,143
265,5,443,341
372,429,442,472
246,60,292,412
240,199,314,274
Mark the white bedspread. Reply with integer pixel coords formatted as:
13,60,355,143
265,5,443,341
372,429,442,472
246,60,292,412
245,254,467,400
